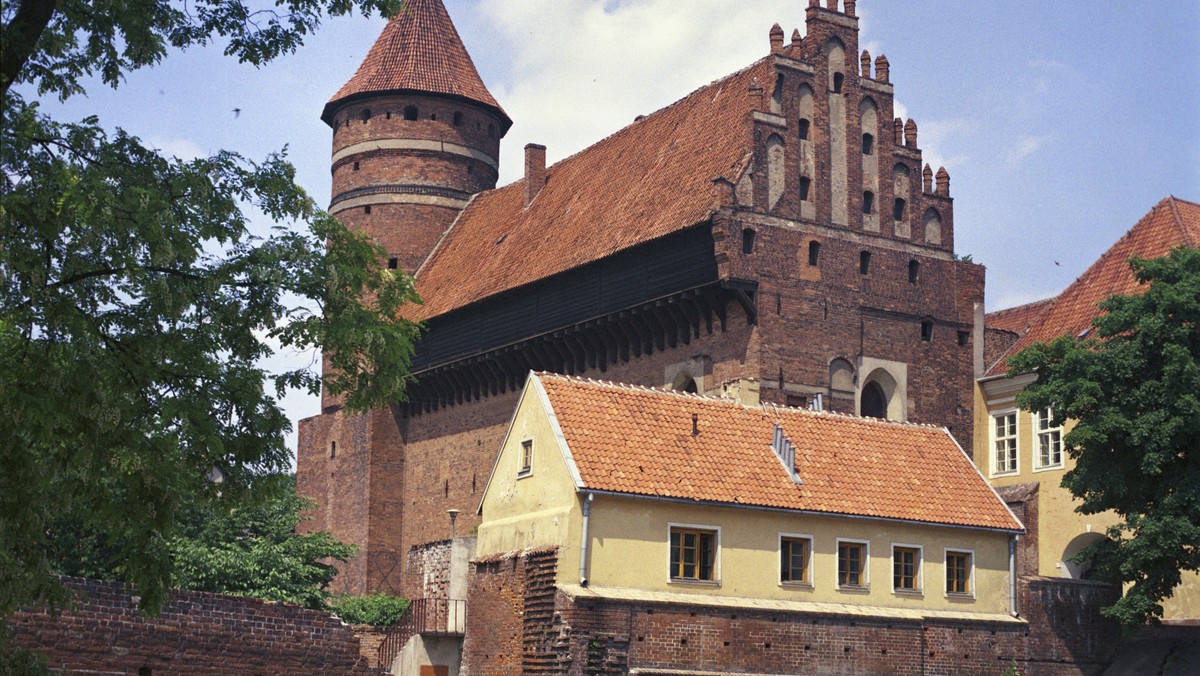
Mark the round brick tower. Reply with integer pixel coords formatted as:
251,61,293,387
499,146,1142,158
321,0,511,275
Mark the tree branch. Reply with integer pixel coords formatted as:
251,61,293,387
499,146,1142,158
1,0,58,95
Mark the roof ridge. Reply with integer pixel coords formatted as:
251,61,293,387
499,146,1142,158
987,296,1056,317
1166,195,1198,248
523,56,771,188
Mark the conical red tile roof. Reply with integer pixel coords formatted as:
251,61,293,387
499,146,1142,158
323,0,509,127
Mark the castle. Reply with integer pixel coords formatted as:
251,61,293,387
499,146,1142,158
298,0,984,599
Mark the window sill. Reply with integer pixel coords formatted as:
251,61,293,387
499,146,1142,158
837,585,870,594
668,579,721,588
516,470,533,479
780,581,814,590
1032,463,1064,474
990,470,1018,479
893,588,924,597
945,592,976,601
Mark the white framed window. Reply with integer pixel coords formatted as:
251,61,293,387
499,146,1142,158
779,533,814,586
1035,408,1063,470
668,523,720,584
891,543,923,594
836,538,870,590
518,439,533,477
944,548,975,598
992,411,1018,475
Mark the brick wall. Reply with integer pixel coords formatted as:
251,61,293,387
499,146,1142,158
406,539,452,599
462,549,1120,675
7,578,384,675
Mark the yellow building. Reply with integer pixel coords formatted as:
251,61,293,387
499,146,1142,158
976,196,1200,621
477,372,1025,622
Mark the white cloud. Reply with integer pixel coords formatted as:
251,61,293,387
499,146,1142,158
147,136,206,161
1006,134,1050,164
479,0,807,184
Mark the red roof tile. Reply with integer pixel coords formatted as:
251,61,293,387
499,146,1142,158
986,196,1200,376
535,373,1022,532
410,61,767,320
986,297,1056,335
323,0,508,126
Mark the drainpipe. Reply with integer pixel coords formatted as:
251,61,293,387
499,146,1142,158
579,492,594,587
1009,534,1019,617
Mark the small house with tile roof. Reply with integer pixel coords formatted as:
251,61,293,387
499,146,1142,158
298,0,992,604
477,373,1023,618
976,196,1200,621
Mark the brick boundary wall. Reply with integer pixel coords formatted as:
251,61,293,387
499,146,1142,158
7,578,385,675
406,539,453,599
463,550,1122,676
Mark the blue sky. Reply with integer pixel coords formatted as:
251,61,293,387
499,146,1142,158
26,0,1200,454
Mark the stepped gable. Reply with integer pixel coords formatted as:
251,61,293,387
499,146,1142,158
322,0,509,127
535,373,1022,532
987,196,1200,376
410,60,769,320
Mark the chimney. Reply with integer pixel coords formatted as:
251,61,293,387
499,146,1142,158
524,143,547,206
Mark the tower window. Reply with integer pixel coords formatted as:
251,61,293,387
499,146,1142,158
360,109,371,122
387,258,398,270
742,228,756,254
908,260,920,284
488,124,496,138
430,113,437,121
364,205,371,214
800,177,812,201
957,330,970,347
920,320,934,342
862,133,874,155
862,191,875,214
403,105,418,121
329,441,336,459
352,161,360,171
893,198,907,221
833,72,845,93
808,241,821,266
798,119,811,141
385,111,391,119
859,251,871,275
453,111,463,126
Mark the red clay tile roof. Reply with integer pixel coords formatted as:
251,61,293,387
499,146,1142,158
986,297,1056,335
409,60,768,320
986,196,1200,376
323,0,509,127
534,373,1022,532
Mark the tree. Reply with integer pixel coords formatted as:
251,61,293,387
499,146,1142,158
1009,246,1200,627
1,0,413,619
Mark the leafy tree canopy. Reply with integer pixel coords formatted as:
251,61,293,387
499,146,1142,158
1,0,414,619
1010,246,1200,627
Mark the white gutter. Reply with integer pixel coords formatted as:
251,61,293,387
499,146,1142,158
579,492,594,586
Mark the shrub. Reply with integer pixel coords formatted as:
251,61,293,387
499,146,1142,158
328,593,411,627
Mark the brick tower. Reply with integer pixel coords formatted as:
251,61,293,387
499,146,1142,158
320,0,511,276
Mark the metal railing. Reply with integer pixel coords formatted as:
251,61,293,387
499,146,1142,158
378,598,467,670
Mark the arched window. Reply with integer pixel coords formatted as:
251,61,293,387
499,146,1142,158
403,105,418,121
862,191,875,214
671,372,699,394
861,381,887,418
770,74,784,115
808,241,821,266
830,358,854,393
908,260,920,284
833,72,845,93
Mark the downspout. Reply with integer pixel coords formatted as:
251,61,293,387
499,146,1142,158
1009,534,1019,617
579,492,594,587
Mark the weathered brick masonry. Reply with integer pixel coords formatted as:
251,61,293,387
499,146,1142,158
8,578,384,675
462,549,1121,676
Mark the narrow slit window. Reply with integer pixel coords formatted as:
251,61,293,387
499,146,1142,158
798,119,811,141
742,228,756,254
329,441,337,459
352,161,360,171
859,251,871,275
908,260,920,284
364,205,371,214
862,132,874,155
519,439,533,476
800,177,812,201
920,320,933,342
387,258,398,270
453,111,463,126
808,241,821,266
863,191,875,214
833,72,845,93
893,198,907,221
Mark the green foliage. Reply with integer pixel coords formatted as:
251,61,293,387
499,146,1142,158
1010,247,1200,627
1,0,415,620
327,593,411,627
